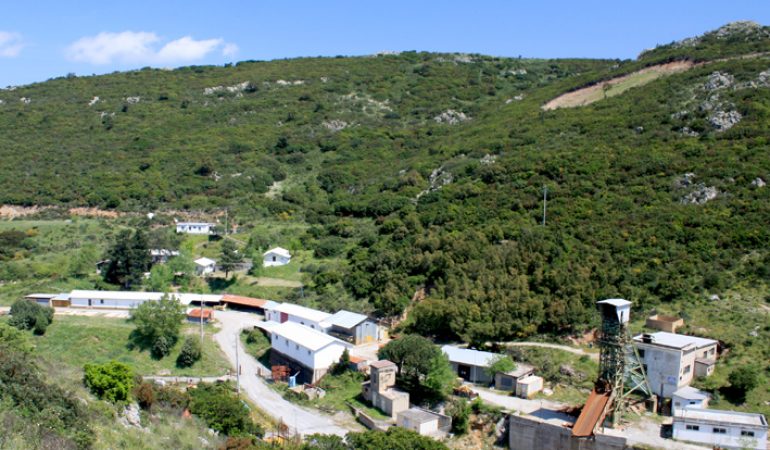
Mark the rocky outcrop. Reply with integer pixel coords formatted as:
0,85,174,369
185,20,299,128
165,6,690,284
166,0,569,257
433,109,470,125
322,120,349,132
708,110,742,131
704,71,734,91
681,185,719,205
118,403,143,428
751,177,766,188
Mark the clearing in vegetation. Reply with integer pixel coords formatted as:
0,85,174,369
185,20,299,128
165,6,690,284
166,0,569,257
543,61,695,109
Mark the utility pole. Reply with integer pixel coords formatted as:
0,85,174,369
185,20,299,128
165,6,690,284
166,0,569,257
235,335,240,393
542,185,548,226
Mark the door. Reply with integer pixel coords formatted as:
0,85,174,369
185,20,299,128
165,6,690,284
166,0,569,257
458,364,471,381
280,312,288,323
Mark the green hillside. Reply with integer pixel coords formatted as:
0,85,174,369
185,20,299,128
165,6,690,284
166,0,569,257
1,21,769,348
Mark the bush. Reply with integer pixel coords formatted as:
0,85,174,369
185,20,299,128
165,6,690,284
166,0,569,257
135,382,155,410
728,365,759,399
83,361,134,403
189,383,262,437
8,300,54,335
152,335,172,359
177,337,202,368
446,398,471,435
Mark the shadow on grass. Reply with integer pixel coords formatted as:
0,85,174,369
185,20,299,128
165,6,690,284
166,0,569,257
207,277,236,291
126,329,176,361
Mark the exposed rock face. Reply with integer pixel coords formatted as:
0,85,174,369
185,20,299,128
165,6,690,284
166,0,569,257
88,96,100,106
416,166,454,199
704,72,734,91
19,97,30,104
434,109,470,125
275,79,305,86
118,403,142,428
708,110,742,131
480,154,497,165
322,120,349,132
204,81,254,95
124,96,141,104
674,173,697,189
681,185,719,205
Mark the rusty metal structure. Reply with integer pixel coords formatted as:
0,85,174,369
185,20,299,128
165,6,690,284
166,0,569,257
573,299,652,437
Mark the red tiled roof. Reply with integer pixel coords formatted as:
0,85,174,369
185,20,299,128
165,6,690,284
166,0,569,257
187,308,213,319
222,294,267,308
349,356,365,364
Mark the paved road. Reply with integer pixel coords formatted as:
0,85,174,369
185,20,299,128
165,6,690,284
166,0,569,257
212,310,357,436
502,341,599,360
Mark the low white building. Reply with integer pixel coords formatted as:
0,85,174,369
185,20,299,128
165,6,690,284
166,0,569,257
269,321,351,384
322,310,379,344
633,331,718,397
673,407,767,450
176,222,215,234
194,257,216,276
67,290,222,309
150,249,179,264
441,345,499,384
263,247,291,267
672,386,710,416
264,302,331,331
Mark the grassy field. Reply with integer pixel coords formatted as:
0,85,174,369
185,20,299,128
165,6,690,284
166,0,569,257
31,315,230,377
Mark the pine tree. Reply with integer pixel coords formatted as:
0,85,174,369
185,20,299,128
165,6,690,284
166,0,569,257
219,239,243,279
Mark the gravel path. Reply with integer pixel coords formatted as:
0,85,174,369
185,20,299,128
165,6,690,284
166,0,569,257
502,341,599,360
212,310,358,436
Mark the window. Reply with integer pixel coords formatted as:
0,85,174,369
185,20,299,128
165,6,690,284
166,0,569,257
683,365,691,374
307,350,311,355
741,430,755,437
686,425,700,431
296,344,299,350
712,427,726,434
689,401,697,405
709,348,715,356
100,299,104,304
703,351,708,358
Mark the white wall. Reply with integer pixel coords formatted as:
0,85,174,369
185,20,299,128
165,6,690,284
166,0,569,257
672,396,707,416
70,297,144,309
176,224,212,234
263,253,291,267
270,333,345,370
673,421,767,450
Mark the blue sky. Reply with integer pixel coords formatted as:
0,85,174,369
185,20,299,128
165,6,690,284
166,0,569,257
1,1,769,87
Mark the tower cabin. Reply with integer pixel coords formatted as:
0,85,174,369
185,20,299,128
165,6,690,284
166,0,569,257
597,298,631,326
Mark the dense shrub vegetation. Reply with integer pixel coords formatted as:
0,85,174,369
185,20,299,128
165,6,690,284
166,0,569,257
83,360,135,403
188,382,263,437
129,295,185,358
9,299,54,334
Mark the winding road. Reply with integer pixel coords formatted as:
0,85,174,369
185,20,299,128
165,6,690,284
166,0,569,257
212,310,358,436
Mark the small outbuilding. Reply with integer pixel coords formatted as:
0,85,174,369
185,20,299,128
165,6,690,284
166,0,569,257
221,294,268,313
322,310,378,344
515,375,544,399
673,407,767,450
187,308,213,323
194,257,216,276
671,386,709,416
176,222,215,235
150,249,180,264
494,363,535,391
396,407,451,437
646,314,684,333
441,345,499,384
263,247,291,267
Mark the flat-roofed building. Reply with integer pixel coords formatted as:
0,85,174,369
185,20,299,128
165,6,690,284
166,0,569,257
673,407,767,450
633,331,718,397
441,345,498,384
672,386,709,416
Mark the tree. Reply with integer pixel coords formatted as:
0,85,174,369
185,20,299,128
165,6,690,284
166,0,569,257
330,348,351,375
177,336,202,367
728,365,759,400
219,239,243,278
83,361,134,403
103,229,151,289
486,354,517,377
129,294,185,358
9,299,54,335
189,383,262,437
378,335,454,402
345,427,448,449
445,398,471,435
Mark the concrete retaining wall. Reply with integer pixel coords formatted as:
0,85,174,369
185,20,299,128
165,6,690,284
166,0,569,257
509,415,627,450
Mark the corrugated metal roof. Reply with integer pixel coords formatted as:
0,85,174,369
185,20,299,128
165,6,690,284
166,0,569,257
271,321,349,351
673,386,709,401
633,331,717,349
441,345,499,368
222,294,267,308
675,407,767,427
597,298,632,308
274,303,331,323
322,310,368,329
68,290,222,305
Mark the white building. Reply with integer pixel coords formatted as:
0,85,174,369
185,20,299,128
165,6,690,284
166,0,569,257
441,345,499,384
194,257,216,276
263,247,291,267
264,302,331,331
322,310,379,344
672,386,710,416
673,407,767,450
633,331,718,397
150,249,179,264
67,290,222,309
269,321,351,384
176,222,215,234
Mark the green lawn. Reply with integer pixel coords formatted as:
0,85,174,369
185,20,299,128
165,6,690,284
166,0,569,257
33,315,230,377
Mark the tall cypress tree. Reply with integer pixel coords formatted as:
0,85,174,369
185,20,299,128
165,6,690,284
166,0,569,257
103,229,151,289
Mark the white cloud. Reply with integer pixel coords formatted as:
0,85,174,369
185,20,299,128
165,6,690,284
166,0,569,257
222,43,239,58
0,31,24,57
65,31,237,65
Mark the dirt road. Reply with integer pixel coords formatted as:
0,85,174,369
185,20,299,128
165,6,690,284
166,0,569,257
212,310,358,436
502,341,599,360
